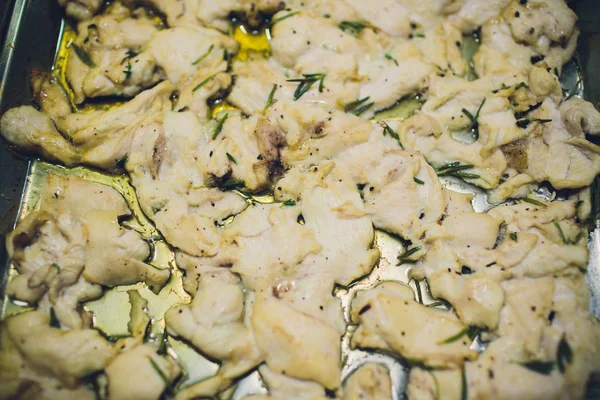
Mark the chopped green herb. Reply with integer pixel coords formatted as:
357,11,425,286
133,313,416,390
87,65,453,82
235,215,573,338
338,21,366,36
414,177,425,185
344,96,374,115
564,78,582,102
436,162,479,180
554,219,568,244
438,326,480,345
282,199,296,207
427,370,441,400
460,366,467,400
382,122,403,148
193,73,217,92
287,73,326,100
221,180,244,190
264,84,277,112
226,152,237,165
491,83,510,94
461,98,486,140
148,357,169,385
123,62,132,80
413,32,425,38
212,113,229,140
557,335,573,373
397,246,421,264
514,82,529,90
522,197,546,207
385,52,399,66
51,263,61,272
575,200,584,209
49,307,61,328
192,44,214,65
72,44,96,68
121,49,138,63
323,13,331,18
519,360,554,375
510,232,518,242
272,11,300,24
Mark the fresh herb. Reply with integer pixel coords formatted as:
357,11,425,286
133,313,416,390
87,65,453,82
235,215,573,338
576,200,584,209
338,21,366,36
460,365,467,400
212,113,229,140
51,263,61,272
272,11,300,24
192,44,214,65
491,83,510,94
564,78,582,102
226,152,237,165
516,118,552,129
461,98,486,140
148,357,169,385
385,52,399,66
519,360,554,375
123,62,132,80
557,335,573,373
49,307,61,328
221,180,244,190
514,82,529,90
344,96,374,115
510,232,518,242
72,44,96,68
436,162,479,180
382,122,403,148
192,73,217,92
437,326,480,344
554,220,568,244
121,50,138,63
264,84,277,112
282,199,296,207
413,32,425,38
287,73,326,100
157,329,168,355
413,280,423,304
397,246,421,264
522,197,546,207
414,177,425,185
323,13,331,18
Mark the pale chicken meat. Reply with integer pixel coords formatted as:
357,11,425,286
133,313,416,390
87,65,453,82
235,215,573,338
66,2,162,104
342,363,393,400
0,311,116,395
5,175,169,328
448,0,511,33
166,268,262,398
58,0,103,21
243,365,330,400
351,282,478,368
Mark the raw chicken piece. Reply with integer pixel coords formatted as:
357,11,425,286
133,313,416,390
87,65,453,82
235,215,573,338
58,0,103,21
66,3,162,103
351,282,478,368
342,363,392,400
166,269,261,398
243,365,329,400
448,0,512,33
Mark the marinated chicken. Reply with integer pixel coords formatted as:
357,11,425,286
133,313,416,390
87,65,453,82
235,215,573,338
1,0,600,399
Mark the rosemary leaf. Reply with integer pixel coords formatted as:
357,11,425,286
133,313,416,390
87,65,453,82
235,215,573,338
522,197,546,207
193,73,217,92
272,11,300,24
226,152,237,165
72,44,96,68
338,21,366,36
192,44,214,65
264,84,277,112
212,113,229,140
385,52,399,66
148,357,169,385
414,177,425,185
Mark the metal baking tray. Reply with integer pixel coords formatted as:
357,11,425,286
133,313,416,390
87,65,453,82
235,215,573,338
0,0,599,398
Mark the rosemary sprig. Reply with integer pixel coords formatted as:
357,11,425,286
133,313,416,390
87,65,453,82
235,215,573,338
338,21,366,36
226,152,237,165
397,246,421,264
522,197,546,207
72,44,96,68
436,162,479,180
192,44,214,65
123,62,132,80
193,73,217,92
344,96,374,115
461,98,486,140
264,84,277,112
519,360,554,375
287,73,326,100
212,113,229,140
385,52,399,66
148,358,169,385
272,11,300,24
382,122,403,148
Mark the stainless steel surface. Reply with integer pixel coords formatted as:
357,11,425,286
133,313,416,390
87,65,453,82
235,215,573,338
0,1,599,398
